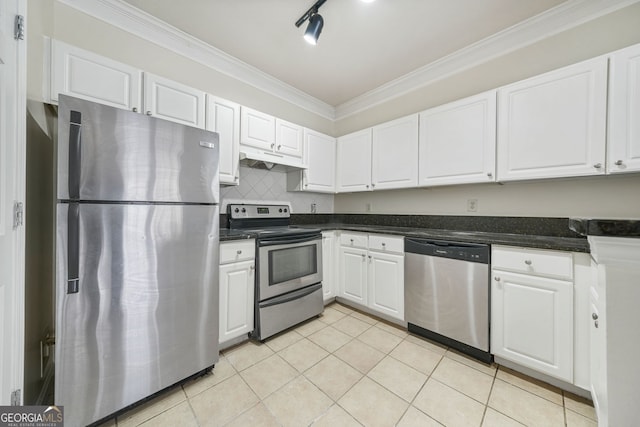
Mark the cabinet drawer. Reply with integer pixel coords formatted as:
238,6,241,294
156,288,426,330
220,240,255,264
340,232,368,249
492,246,573,280
368,234,404,254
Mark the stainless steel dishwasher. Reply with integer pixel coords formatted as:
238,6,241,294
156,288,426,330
405,238,491,363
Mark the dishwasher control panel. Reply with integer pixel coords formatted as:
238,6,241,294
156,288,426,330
405,238,489,264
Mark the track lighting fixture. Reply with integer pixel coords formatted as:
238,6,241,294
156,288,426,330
295,0,327,45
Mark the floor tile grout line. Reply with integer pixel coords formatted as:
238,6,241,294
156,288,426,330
478,365,499,427
494,368,566,408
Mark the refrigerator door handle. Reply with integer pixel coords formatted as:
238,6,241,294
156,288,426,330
67,203,80,294
68,110,82,200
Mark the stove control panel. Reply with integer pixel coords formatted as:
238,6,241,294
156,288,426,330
228,204,290,219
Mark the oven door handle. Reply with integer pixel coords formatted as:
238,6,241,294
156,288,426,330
259,283,322,308
258,234,321,247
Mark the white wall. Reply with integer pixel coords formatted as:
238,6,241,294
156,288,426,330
334,175,640,219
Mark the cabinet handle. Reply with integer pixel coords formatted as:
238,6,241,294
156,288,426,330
524,260,532,265
592,313,598,320
593,163,602,169
615,160,623,166
487,172,493,178
494,276,500,281
132,107,138,113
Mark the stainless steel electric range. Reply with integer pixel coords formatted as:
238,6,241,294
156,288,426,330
227,204,324,340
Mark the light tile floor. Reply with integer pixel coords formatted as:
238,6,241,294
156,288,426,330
102,303,597,427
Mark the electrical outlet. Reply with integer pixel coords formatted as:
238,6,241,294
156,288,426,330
467,199,478,212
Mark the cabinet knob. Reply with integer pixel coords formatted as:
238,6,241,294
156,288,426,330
594,320,599,328
270,143,275,149
371,183,376,188
593,163,602,169
304,183,308,188
592,313,598,320
278,145,282,150
350,238,354,243
381,242,386,247
235,176,239,181
366,184,370,189
237,250,242,255
487,172,493,178
615,160,623,166
494,276,500,281
361,254,366,260
132,107,138,113
250,265,255,271
146,111,152,116
524,260,532,265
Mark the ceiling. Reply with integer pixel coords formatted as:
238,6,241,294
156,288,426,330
121,0,570,108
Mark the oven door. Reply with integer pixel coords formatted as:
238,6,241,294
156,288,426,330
258,234,322,301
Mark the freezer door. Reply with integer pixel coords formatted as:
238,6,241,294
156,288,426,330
55,203,219,426
58,94,220,203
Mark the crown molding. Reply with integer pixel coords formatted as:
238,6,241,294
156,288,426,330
56,0,337,120
57,0,639,122
334,0,640,120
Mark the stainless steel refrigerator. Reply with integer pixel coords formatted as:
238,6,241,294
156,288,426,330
54,95,220,426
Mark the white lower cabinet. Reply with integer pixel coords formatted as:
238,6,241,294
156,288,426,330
219,240,255,344
322,231,337,303
338,232,404,321
491,246,574,383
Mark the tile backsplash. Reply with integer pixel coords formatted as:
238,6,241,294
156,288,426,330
221,165,334,213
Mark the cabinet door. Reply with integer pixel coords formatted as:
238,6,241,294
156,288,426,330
336,129,372,192
206,95,240,185
419,91,496,186
372,115,419,190
338,246,368,305
304,129,336,193
51,39,142,111
322,232,336,302
497,57,607,181
608,43,640,173
219,260,255,343
240,107,275,151
276,119,303,159
368,251,404,321
491,270,573,382
143,73,205,128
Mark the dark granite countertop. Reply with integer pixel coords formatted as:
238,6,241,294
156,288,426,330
291,223,590,252
569,218,640,238
220,229,257,242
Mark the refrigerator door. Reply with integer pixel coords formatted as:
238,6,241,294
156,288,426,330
57,94,220,203
55,203,219,426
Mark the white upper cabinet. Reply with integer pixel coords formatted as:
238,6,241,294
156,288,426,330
206,95,240,185
143,73,206,128
240,107,275,151
608,43,640,174
51,39,142,111
419,91,497,186
372,114,419,190
497,57,608,181
275,119,303,159
336,129,373,192
240,107,304,163
288,129,336,193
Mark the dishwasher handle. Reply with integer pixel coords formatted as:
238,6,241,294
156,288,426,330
404,237,489,264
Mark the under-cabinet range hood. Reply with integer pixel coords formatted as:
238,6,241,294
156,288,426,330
239,150,308,171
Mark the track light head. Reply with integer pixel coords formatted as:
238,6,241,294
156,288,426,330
295,0,328,45
304,12,324,45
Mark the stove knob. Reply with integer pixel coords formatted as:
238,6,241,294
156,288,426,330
279,208,283,213
234,208,239,213
284,208,288,213
241,208,246,213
